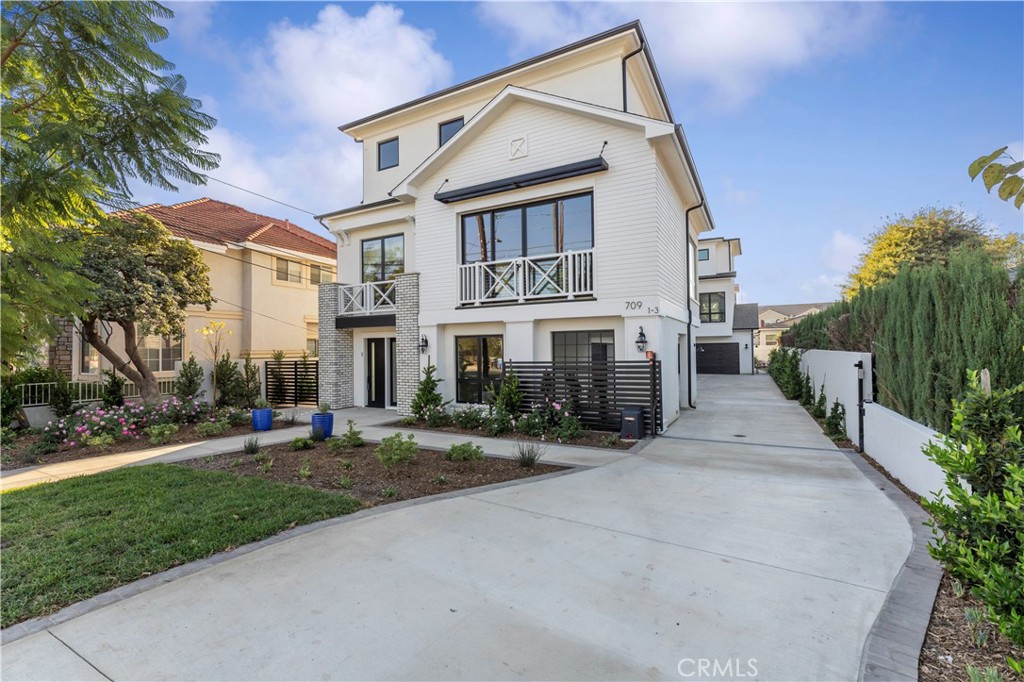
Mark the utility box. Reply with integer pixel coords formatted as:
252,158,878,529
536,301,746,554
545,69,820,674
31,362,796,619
620,406,645,439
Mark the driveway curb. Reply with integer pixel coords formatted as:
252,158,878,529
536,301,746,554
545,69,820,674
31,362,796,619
0,466,582,646
841,449,942,681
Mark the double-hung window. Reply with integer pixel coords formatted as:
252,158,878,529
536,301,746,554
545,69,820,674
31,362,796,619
276,258,302,283
699,292,726,323
140,334,182,373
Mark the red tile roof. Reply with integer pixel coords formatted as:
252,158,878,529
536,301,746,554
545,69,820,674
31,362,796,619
125,198,336,260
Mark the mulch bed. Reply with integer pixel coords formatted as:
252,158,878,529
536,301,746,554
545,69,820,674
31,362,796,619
383,420,635,450
179,439,566,506
2,420,290,469
919,573,1022,681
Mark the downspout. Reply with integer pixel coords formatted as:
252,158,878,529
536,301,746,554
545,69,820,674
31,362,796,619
621,44,645,112
684,200,703,409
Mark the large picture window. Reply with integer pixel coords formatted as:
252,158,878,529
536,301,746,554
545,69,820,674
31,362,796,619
140,334,182,373
361,235,404,283
461,193,592,264
552,330,614,363
455,335,503,403
699,292,726,323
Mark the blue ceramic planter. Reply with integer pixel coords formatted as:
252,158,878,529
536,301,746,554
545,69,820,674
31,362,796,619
251,408,273,431
311,412,334,439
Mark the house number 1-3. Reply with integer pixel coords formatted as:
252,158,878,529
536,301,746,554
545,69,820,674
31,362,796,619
625,301,659,314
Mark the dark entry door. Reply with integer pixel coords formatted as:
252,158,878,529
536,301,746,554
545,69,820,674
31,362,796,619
367,338,386,407
696,343,740,374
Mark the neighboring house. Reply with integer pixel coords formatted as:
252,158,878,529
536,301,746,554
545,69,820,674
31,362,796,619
49,198,336,383
694,236,758,374
754,302,837,364
316,22,716,430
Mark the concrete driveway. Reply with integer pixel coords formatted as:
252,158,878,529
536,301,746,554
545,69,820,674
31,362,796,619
2,375,912,681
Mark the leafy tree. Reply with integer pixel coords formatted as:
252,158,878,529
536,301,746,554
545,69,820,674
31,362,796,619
1,1,217,369
77,214,212,402
969,146,1024,209
842,207,1015,298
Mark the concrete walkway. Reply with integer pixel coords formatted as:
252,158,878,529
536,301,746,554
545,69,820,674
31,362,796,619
0,407,626,491
1,375,914,681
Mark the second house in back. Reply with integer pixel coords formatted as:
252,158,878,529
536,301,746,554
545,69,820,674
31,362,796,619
694,236,758,375
317,22,717,432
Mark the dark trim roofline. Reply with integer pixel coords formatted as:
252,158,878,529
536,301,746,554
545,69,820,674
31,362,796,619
315,197,401,221
435,157,608,204
699,272,737,280
340,21,646,132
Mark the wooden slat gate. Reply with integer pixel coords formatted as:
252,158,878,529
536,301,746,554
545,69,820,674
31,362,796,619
265,360,319,406
504,360,662,435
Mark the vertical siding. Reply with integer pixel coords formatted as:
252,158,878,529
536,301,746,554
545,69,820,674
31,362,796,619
414,100,660,319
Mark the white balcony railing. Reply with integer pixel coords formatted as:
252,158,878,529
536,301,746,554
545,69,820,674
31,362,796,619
338,280,397,315
459,249,594,306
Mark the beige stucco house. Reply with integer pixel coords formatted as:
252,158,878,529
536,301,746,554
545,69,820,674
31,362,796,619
50,198,336,383
754,302,837,364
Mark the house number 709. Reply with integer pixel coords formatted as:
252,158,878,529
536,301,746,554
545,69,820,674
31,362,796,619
624,301,659,315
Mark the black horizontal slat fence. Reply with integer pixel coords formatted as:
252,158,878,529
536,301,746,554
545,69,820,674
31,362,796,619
504,360,662,435
265,360,319,407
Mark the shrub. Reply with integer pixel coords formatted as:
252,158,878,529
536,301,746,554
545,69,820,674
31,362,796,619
175,355,204,401
375,433,417,467
400,416,417,426
144,423,179,446
26,440,58,459
49,376,74,418
381,485,399,499
488,368,523,415
811,384,827,420
195,420,230,437
298,458,312,480
0,426,15,446
552,414,584,441
242,435,261,454
85,433,116,447
290,437,314,451
336,474,353,489
337,419,364,448
446,441,484,462
767,348,804,400
410,364,451,423
824,399,847,440
451,406,486,430
923,371,1024,650
516,410,547,437
239,354,262,408
514,440,545,468
220,407,251,427
100,370,125,408
799,372,814,407
484,406,514,437
214,351,244,407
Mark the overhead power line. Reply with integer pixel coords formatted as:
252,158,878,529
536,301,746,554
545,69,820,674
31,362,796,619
205,175,319,217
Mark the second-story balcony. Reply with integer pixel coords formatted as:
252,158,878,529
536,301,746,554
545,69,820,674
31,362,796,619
458,249,594,306
338,280,396,315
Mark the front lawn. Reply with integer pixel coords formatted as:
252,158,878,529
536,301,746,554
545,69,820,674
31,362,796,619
0,465,360,628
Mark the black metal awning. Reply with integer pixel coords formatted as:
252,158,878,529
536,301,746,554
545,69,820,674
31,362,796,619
335,314,396,329
434,157,609,204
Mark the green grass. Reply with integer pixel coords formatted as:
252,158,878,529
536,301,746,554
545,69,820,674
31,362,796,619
0,464,360,628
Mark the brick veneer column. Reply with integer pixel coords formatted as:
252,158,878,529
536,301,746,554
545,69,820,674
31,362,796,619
48,318,75,378
318,283,353,408
394,272,421,416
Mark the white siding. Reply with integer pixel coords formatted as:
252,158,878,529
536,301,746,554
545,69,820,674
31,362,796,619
654,158,691,311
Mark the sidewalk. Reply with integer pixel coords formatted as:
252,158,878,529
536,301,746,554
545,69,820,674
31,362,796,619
0,407,630,491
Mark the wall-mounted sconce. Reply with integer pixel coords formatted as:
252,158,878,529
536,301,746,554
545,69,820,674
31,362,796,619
418,334,429,354
635,326,648,353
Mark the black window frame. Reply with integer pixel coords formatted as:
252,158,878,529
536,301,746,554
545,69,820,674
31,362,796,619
699,292,727,323
361,234,405,283
697,248,710,261
460,192,594,264
438,117,464,146
455,335,504,404
552,330,615,364
377,137,399,171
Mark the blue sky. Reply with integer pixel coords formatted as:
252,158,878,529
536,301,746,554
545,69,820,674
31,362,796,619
137,1,1024,305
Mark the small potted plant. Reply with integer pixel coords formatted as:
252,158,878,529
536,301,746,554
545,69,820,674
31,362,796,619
251,399,274,432
311,402,334,439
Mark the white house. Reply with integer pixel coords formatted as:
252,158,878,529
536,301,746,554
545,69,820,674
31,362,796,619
317,22,717,432
694,236,758,374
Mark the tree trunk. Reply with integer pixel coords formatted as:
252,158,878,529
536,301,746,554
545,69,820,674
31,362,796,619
82,318,161,402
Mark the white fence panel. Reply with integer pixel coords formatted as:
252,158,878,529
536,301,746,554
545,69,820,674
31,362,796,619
799,349,872,445
864,402,945,499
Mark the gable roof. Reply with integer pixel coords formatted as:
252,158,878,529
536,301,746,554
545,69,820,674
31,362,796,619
759,302,837,319
732,303,760,330
128,199,336,260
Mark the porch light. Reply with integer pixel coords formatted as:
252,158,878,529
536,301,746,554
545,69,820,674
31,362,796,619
635,327,648,353
419,335,429,354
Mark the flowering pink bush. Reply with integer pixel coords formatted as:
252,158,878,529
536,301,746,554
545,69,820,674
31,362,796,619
43,396,206,449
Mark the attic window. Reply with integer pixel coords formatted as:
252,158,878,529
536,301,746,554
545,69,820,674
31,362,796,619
698,249,709,261
378,137,399,171
439,117,464,146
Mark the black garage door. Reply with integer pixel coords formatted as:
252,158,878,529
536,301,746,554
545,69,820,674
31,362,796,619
696,343,740,374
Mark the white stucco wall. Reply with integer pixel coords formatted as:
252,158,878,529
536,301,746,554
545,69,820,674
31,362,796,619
799,349,872,445
863,402,946,500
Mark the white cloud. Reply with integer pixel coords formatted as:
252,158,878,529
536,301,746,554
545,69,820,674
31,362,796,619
478,2,886,108
721,176,758,205
820,229,861,275
245,4,453,129
798,273,846,301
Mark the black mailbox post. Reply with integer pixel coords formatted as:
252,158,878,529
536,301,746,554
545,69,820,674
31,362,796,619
620,406,645,439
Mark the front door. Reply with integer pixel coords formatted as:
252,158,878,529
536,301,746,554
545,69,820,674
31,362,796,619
367,338,386,407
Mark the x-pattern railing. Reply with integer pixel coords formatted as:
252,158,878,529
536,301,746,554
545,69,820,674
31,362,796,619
339,280,396,315
459,249,593,306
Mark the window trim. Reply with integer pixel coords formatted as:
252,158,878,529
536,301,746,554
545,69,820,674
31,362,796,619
310,264,334,285
377,137,399,171
438,116,464,146
699,292,727,324
697,248,710,261
459,192,594,264
360,233,405,283
80,332,100,375
140,333,183,374
275,257,303,284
